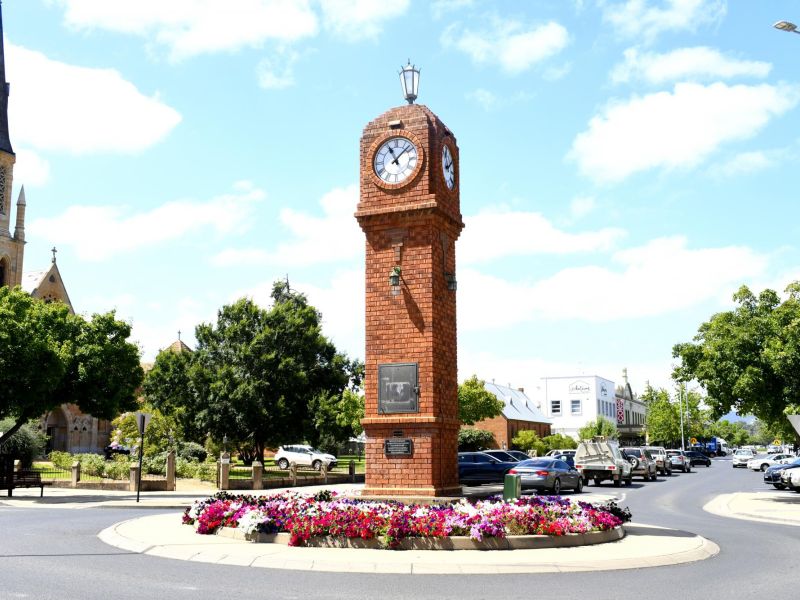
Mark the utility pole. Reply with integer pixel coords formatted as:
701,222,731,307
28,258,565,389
678,384,686,451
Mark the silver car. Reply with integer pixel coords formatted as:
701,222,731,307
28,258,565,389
731,448,755,468
508,458,583,495
665,449,692,473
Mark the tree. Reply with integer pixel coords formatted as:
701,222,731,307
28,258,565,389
458,428,495,451
308,360,365,450
541,433,577,453
512,430,545,455
142,346,200,442
578,416,618,440
458,375,504,425
0,418,47,467
155,281,353,462
0,286,143,446
709,419,750,447
673,284,800,435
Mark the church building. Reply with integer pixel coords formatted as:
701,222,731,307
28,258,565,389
0,6,110,454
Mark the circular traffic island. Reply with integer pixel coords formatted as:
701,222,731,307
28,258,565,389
183,491,630,550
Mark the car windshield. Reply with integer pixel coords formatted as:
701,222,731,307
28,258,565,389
517,459,552,468
734,450,752,456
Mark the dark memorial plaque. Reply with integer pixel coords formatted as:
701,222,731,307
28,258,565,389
378,363,419,414
384,438,413,456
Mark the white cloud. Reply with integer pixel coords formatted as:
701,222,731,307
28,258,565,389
235,268,364,359
442,18,569,74
711,151,774,179
466,88,498,111
257,47,301,90
212,184,362,268
29,182,265,261
612,47,772,85
13,148,51,187
458,236,767,329
569,82,800,184
569,196,596,219
602,0,726,43
319,0,409,42
431,0,474,20
7,43,181,154
459,208,625,264
54,0,319,61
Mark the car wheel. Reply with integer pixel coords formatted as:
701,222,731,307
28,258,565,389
706,462,710,467
651,470,658,480
277,458,289,470
312,460,322,471
552,478,561,495
575,477,583,493
683,465,688,473
774,483,786,490
613,478,621,487
625,477,632,486
593,478,601,486
760,464,769,471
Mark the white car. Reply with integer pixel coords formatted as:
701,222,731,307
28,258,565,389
747,453,795,472
781,468,800,491
274,445,337,470
732,449,755,468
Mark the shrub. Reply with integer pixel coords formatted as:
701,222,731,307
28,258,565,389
179,442,207,462
458,428,495,451
142,451,167,475
103,459,131,480
541,433,577,453
49,450,74,470
512,430,546,456
0,419,47,467
78,453,105,477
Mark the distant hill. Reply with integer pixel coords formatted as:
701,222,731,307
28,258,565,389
720,411,755,424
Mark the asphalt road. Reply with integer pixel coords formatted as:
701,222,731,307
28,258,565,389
1,458,796,600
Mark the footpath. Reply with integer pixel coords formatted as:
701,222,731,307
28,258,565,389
704,490,800,526
2,484,719,574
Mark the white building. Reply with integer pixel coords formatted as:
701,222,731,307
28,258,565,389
539,375,617,440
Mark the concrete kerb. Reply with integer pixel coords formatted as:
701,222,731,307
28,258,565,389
704,491,800,527
96,512,719,574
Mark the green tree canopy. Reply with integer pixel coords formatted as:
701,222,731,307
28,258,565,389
458,375,505,425
673,284,800,439
0,286,143,446
541,433,577,453
144,281,355,462
709,419,750,447
577,416,618,440
458,428,495,451
512,430,545,455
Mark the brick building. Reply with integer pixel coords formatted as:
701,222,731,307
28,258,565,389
469,382,552,450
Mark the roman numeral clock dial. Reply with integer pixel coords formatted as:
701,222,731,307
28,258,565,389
373,137,418,185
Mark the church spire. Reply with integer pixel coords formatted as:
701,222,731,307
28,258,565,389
0,0,13,155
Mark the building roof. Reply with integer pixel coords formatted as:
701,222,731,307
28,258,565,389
484,382,553,424
167,339,192,353
20,270,47,294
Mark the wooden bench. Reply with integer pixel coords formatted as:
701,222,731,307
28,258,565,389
0,469,52,497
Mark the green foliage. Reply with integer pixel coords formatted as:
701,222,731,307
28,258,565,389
49,450,73,470
458,375,505,425
673,283,800,438
710,419,751,447
0,286,143,446
512,430,546,455
457,428,495,451
142,348,200,442
0,418,47,467
110,405,180,456
178,442,207,462
308,361,365,447
578,416,619,440
540,433,577,453
147,282,354,462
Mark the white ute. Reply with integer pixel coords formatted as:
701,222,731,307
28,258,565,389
574,436,633,487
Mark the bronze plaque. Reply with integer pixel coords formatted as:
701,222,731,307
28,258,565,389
378,363,418,414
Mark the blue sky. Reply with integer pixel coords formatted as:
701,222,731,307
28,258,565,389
5,0,800,398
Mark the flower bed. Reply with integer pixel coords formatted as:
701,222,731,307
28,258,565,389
183,491,631,549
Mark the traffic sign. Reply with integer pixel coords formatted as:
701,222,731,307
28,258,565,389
690,437,697,445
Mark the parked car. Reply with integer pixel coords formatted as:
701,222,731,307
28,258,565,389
274,445,337,470
665,449,692,473
684,450,712,467
509,458,583,494
621,447,658,481
549,453,575,468
731,448,755,468
644,446,672,476
781,467,800,492
482,450,521,463
747,453,795,472
505,450,533,462
574,437,633,487
764,457,800,489
545,449,577,458
458,452,517,484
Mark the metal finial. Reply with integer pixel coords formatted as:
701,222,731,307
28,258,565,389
51,246,57,263
177,330,181,342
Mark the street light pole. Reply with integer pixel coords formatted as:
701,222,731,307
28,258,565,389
678,384,686,451
774,20,800,34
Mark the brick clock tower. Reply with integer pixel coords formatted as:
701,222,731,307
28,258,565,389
355,64,464,498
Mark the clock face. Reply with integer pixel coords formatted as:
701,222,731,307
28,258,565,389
442,145,455,190
373,137,418,185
